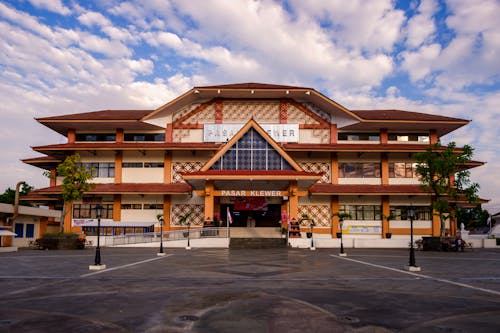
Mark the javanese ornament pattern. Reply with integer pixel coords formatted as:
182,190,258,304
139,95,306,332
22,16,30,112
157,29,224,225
172,204,204,226
222,101,280,123
298,205,331,227
299,162,331,183
172,161,204,183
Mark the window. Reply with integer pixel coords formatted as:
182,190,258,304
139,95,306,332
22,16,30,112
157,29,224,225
339,163,381,178
121,204,142,209
124,133,165,142
143,204,163,210
390,206,432,220
144,162,164,168
76,133,116,142
14,223,24,238
340,205,381,220
26,224,35,238
73,204,113,219
388,133,429,142
338,132,380,141
80,162,115,178
123,162,143,168
389,162,419,178
210,128,292,171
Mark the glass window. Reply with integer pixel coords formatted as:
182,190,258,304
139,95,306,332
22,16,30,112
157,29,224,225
340,205,381,220
73,204,113,219
80,162,114,177
14,223,24,238
26,224,35,238
144,162,164,168
124,133,165,142
121,204,142,209
389,163,418,178
388,133,429,142
338,132,380,141
123,162,143,168
390,206,431,220
143,204,163,210
339,163,381,178
76,133,116,142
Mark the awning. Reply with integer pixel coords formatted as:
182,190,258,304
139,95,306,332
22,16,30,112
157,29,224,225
0,230,16,236
74,221,155,228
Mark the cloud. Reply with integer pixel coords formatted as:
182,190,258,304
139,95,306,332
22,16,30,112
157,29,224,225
405,0,438,48
27,0,71,16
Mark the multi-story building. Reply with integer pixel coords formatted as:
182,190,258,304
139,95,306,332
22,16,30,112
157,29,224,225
24,83,483,243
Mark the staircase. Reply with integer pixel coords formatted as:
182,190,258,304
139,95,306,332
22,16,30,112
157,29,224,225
229,237,287,249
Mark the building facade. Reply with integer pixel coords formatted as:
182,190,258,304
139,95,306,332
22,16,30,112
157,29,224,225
24,83,482,242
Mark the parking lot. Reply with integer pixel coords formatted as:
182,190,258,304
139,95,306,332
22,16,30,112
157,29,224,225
0,247,499,332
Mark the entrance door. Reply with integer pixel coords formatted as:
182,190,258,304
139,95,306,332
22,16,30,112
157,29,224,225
222,203,281,228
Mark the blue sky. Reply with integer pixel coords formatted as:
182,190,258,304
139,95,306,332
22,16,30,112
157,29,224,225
0,0,499,213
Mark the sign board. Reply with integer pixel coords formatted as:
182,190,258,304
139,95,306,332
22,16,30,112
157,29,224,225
343,225,382,234
219,190,284,197
204,124,299,142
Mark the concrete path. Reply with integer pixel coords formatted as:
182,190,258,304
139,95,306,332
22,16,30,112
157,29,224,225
0,247,499,332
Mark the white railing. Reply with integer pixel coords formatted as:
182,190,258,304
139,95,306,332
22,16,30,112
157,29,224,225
109,227,229,246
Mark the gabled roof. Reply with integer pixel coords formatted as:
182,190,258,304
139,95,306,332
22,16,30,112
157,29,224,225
27,183,192,196
37,110,154,121
195,82,313,90
351,110,468,122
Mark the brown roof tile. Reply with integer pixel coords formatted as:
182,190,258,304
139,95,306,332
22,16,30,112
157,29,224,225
30,183,191,195
351,110,468,122
195,82,312,90
37,110,154,121
309,184,427,195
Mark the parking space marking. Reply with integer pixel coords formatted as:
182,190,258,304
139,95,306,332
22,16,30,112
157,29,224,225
330,255,500,296
80,254,173,278
347,254,500,261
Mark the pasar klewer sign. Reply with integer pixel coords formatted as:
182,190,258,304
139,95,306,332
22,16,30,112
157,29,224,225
220,190,284,197
204,123,299,142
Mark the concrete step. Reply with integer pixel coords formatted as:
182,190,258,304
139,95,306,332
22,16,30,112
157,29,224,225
229,237,287,249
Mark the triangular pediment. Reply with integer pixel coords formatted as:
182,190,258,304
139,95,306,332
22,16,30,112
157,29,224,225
201,119,302,172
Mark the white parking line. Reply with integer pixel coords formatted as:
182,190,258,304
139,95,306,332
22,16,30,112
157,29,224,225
80,254,173,278
330,255,500,296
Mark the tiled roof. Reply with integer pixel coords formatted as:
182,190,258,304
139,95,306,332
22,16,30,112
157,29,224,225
33,142,221,151
309,184,427,195
351,110,468,122
37,110,154,121
28,183,192,195
182,170,322,177
282,143,442,152
195,82,312,90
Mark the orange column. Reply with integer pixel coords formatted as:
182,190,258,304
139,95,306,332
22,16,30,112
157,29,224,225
163,195,171,231
331,152,338,184
39,218,48,236
432,208,441,236
50,168,57,187
331,195,339,237
380,128,388,144
164,151,172,184
67,129,76,143
165,124,173,142
204,181,214,222
115,151,122,184
382,195,390,238
289,180,298,221
381,153,389,185
429,129,438,145
113,195,121,221
63,201,72,232
116,128,124,143
330,124,337,144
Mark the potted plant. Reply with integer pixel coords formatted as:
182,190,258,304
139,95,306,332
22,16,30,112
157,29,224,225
178,212,193,237
299,214,315,238
382,213,398,239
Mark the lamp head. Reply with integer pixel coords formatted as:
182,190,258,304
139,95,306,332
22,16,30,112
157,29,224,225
408,206,416,219
95,204,104,219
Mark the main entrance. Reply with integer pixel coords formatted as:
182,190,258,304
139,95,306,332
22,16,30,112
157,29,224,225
221,203,281,228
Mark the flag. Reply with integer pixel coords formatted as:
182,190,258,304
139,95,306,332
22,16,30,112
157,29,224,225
227,206,233,224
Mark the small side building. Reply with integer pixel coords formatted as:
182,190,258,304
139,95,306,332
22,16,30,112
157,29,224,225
0,203,61,252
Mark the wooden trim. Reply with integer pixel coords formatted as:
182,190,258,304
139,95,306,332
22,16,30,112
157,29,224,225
289,99,335,128
173,99,215,127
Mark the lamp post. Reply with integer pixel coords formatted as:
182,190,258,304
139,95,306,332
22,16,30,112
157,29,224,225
339,217,346,256
157,215,165,256
310,220,315,251
89,204,106,270
405,206,420,271
186,221,191,250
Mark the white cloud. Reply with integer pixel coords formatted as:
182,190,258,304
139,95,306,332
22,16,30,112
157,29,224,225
405,0,438,48
77,11,111,28
27,0,71,16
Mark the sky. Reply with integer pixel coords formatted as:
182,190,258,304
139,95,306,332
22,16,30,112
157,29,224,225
0,0,499,213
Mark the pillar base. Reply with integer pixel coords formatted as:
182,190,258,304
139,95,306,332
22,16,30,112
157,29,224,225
310,247,316,251
339,253,347,257
185,246,191,250
157,252,166,256
404,265,421,272
89,264,107,270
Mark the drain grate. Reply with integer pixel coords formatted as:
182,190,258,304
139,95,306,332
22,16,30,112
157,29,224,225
178,315,199,322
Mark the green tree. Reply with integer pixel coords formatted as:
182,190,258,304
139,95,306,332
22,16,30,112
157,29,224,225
0,183,33,205
46,153,94,231
415,142,480,237
456,206,490,230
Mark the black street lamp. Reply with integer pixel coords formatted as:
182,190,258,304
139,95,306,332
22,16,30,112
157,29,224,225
408,206,417,267
310,220,315,250
339,217,346,256
94,204,104,266
158,215,164,256
186,221,191,250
